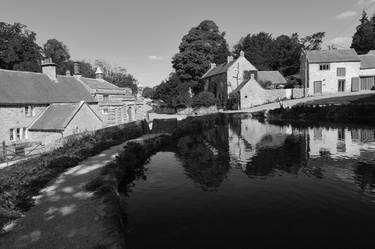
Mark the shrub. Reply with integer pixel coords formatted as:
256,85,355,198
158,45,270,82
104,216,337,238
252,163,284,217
191,91,218,108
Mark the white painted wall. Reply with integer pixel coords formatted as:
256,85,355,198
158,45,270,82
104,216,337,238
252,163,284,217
307,62,360,96
227,56,257,94
359,68,375,77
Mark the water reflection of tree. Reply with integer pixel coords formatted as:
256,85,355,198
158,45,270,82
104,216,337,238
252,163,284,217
354,162,375,193
175,127,230,191
244,136,323,178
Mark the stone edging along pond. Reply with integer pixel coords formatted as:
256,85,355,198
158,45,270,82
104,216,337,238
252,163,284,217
86,113,227,249
0,120,150,231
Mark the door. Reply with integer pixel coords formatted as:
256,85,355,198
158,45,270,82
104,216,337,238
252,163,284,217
351,77,360,92
313,81,322,94
338,79,345,92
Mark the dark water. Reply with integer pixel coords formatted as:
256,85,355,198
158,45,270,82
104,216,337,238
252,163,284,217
125,116,375,248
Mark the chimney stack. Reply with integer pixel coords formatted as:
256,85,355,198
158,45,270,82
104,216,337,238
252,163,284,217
41,58,57,82
227,56,234,63
73,61,81,77
95,66,104,80
65,70,71,76
210,63,216,69
240,50,245,57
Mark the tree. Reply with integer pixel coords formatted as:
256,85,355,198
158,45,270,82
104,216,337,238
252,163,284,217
351,10,374,54
43,39,70,75
142,87,155,99
172,20,230,93
272,33,302,76
301,32,325,50
94,60,138,94
153,73,191,108
191,91,217,108
233,32,274,71
0,22,42,72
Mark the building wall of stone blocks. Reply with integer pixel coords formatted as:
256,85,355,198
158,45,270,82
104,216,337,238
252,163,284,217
0,105,48,145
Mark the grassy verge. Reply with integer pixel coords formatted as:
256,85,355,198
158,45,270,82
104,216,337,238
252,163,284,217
0,120,149,230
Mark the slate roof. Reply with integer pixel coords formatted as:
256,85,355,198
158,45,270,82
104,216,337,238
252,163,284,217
0,69,97,105
29,102,100,131
258,71,287,84
29,103,81,131
201,60,236,79
80,77,120,90
305,49,360,63
359,54,375,69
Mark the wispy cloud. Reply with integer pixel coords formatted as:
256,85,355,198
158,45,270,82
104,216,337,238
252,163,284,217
147,55,164,61
335,10,357,20
356,0,375,6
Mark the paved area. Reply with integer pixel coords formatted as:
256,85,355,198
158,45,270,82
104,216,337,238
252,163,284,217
225,91,375,114
0,142,128,249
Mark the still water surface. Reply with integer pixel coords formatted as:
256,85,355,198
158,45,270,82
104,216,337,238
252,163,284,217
125,116,375,248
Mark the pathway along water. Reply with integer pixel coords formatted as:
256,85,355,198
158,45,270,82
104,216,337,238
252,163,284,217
123,115,375,248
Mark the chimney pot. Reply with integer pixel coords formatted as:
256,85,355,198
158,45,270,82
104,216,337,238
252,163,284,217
240,51,245,57
210,63,216,69
73,61,81,76
227,56,234,63
95,66,104,79
41,57,57,82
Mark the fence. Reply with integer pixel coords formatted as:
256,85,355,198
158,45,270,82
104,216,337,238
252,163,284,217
0,141,46,166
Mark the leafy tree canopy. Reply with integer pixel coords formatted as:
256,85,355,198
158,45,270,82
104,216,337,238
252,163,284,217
172,20,230,93
142,87,155,99
191,91,217,108
351,10,375,54
0,22,42,72
233,31,325,77
43,39,70,75
153,73,191,108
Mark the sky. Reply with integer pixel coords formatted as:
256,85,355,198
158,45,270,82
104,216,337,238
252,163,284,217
1,0,375,87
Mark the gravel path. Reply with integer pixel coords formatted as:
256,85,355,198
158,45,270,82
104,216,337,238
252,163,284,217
0,142,128,249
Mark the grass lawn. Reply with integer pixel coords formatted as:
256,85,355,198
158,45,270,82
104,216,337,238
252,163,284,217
300,93,375,106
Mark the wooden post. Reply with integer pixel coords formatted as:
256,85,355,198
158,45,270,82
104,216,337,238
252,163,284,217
2,141,5,161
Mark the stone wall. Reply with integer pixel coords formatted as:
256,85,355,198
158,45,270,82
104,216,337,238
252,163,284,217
0,105,48,145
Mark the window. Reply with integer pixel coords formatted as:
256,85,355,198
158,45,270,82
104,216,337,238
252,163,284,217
25,106,34,117
244,95,248,98
23,128,28,139
337,67,346,77
9,129,14,141
338,79,345,92
16,128,21,140
103,95,109,102
102,108,109,114
319,64,330,71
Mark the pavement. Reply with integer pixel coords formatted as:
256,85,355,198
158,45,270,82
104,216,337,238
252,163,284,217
224,90,375,114
0,142,128,249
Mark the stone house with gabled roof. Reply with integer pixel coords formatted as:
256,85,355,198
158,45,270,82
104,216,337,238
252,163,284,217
73,66,137,127
201,51,288,109
301,49,362,95
0,59,102,146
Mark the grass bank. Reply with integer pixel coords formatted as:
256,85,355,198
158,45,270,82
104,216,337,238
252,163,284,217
0,120,149,230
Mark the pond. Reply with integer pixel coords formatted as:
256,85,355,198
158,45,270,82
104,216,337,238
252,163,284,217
125,115,375,248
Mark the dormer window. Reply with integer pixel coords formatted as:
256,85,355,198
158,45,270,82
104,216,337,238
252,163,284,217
319,64,330,71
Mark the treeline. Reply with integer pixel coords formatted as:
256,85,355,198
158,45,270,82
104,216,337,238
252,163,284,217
152,20,325,108
0,22,138,93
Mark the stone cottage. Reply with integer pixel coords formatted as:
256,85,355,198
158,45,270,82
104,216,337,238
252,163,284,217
73,66,137,127
0,59,102,146
300,49,361,95
201,51,289,109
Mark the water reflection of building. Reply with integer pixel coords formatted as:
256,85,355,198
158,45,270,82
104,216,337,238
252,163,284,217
308,127,375,160
228,118,295,169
